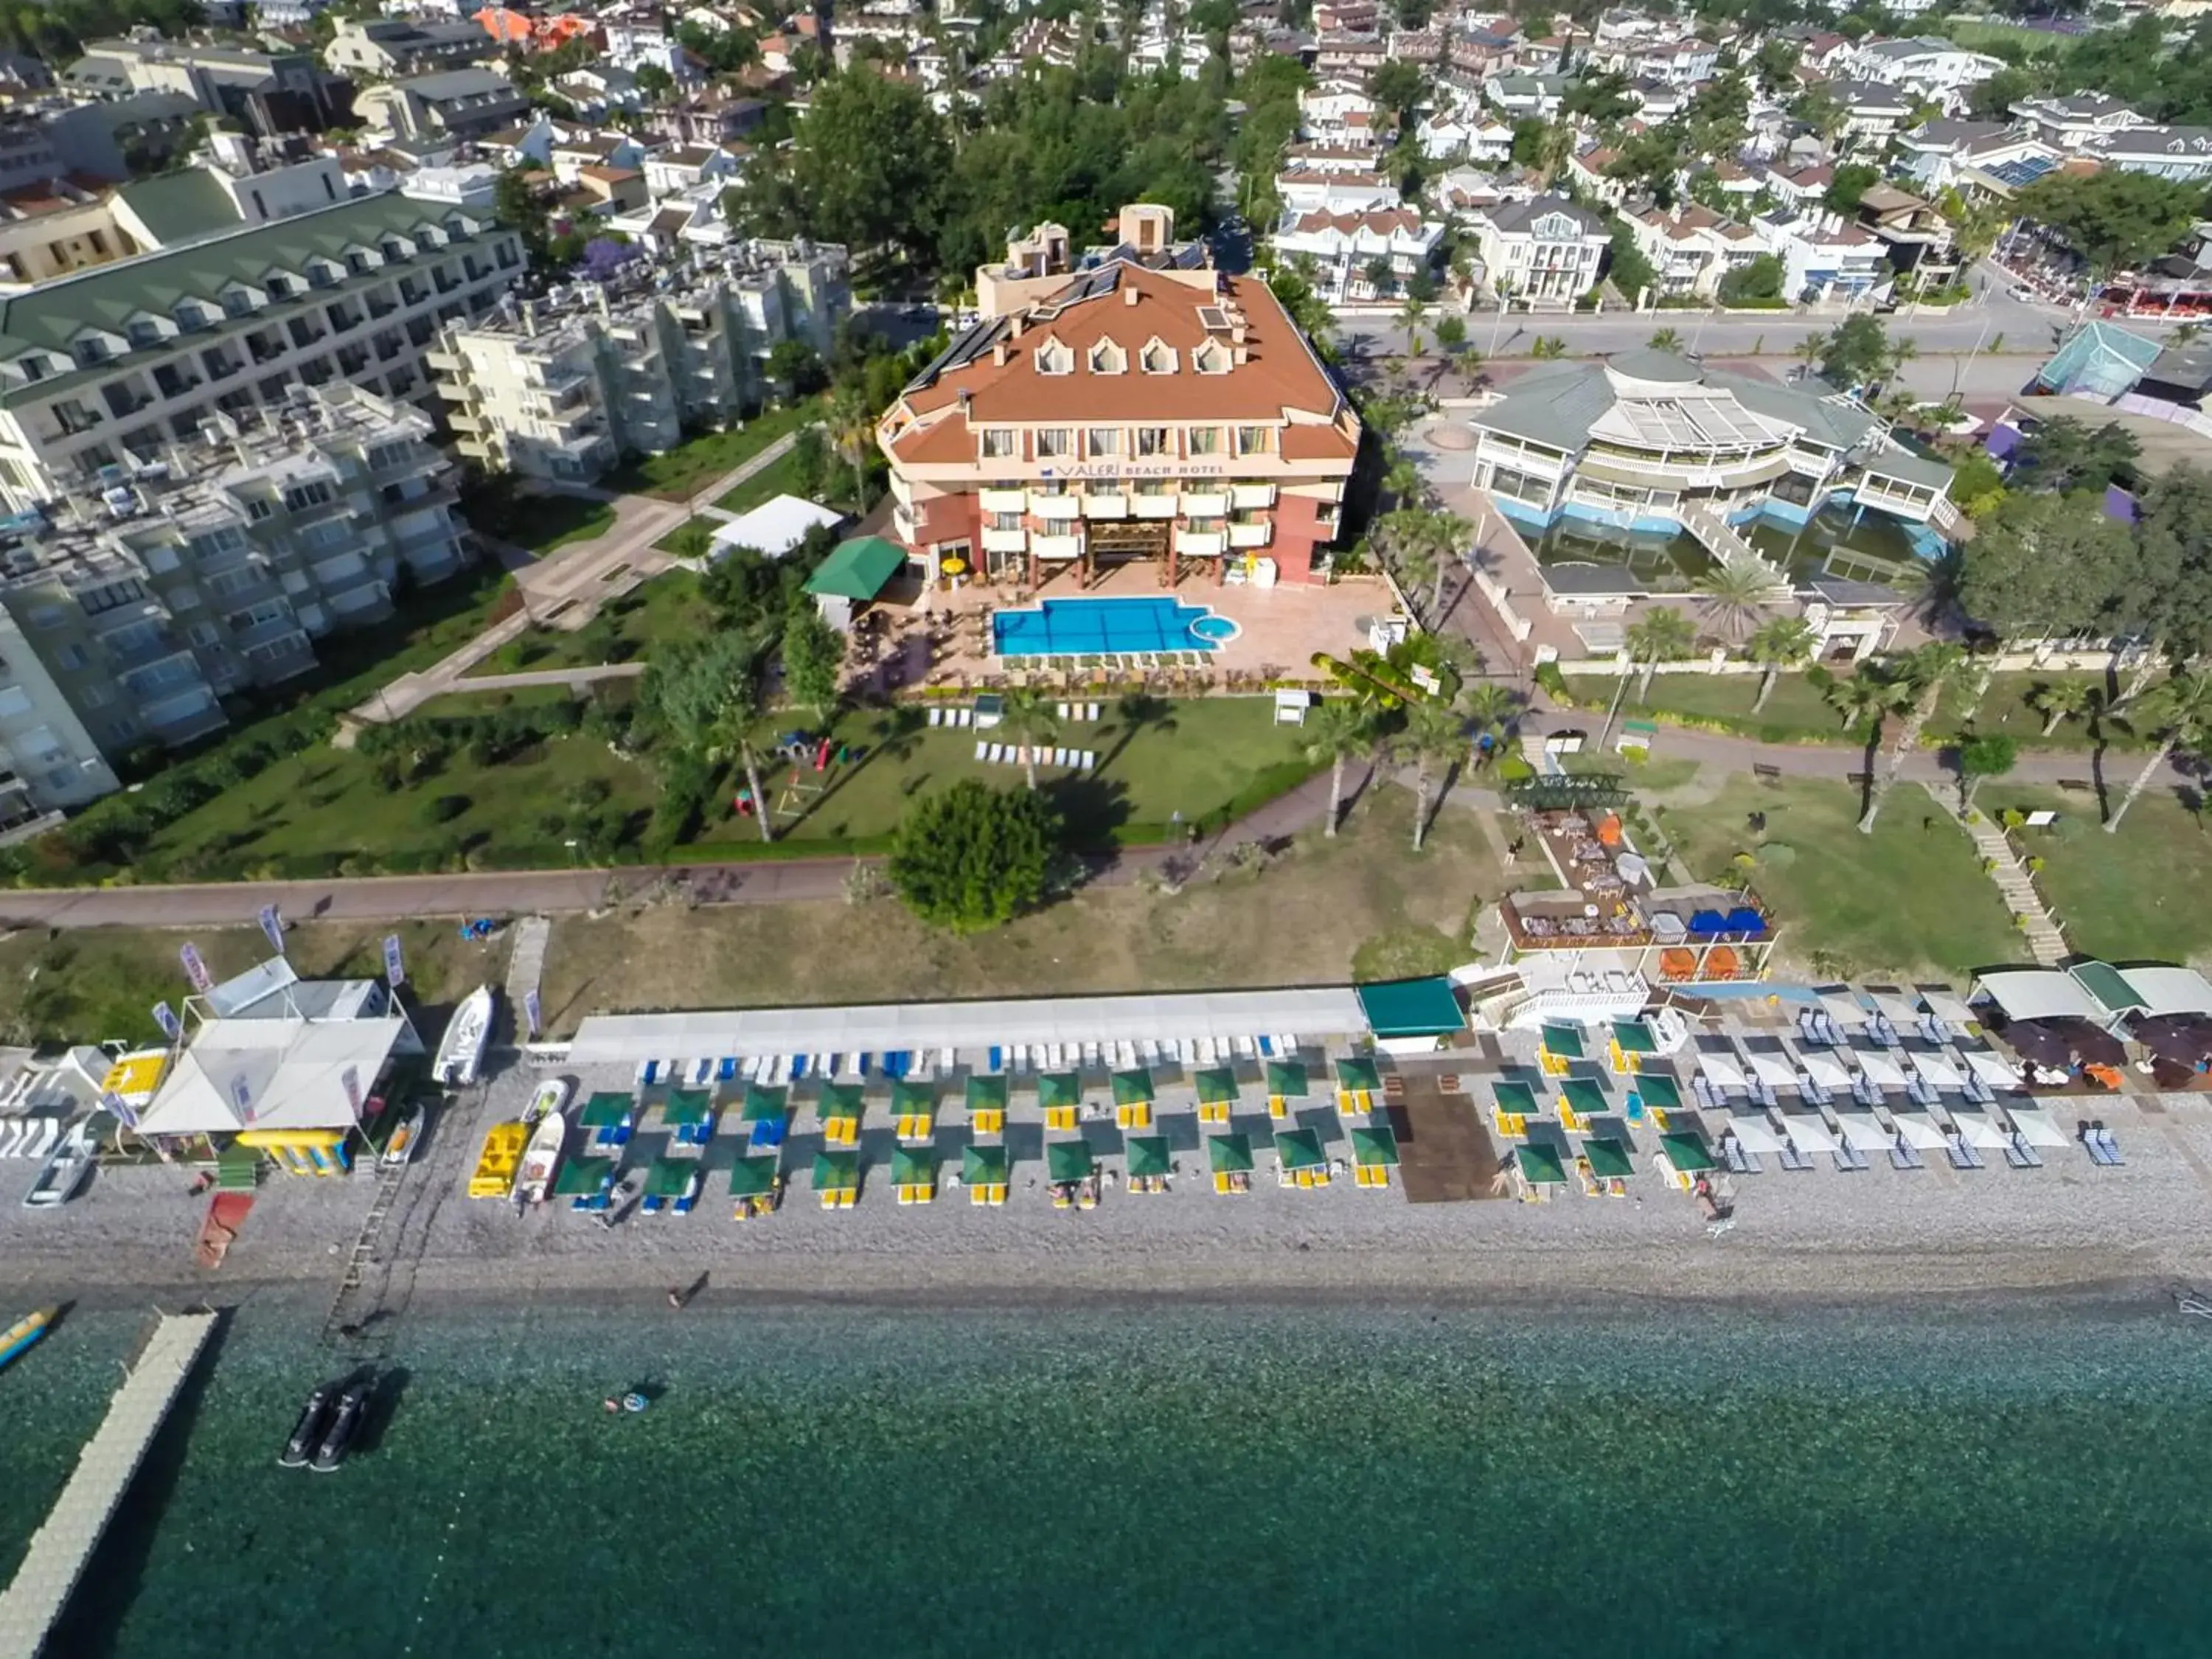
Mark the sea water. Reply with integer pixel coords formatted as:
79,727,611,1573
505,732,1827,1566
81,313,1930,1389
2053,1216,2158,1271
4,1293,2209,1658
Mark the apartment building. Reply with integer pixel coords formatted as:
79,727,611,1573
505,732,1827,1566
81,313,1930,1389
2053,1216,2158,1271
431,240,850,481
2009,94,2148,150
63,37,347,137
1461,195,1609,305
0,383,467,827
1848,37,2005,108
1271,207,1446,303
355,68,530,142
324,18,492,78
0,188,526,512
877,253,1363,588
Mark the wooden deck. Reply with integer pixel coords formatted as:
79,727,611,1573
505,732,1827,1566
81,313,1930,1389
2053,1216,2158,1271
1388,1071,1506,1203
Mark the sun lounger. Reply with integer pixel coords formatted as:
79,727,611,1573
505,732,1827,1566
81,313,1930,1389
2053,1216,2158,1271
1082,703,1097,721
1231,1036,1256,1061
717,1057,739,1082
1082,750,1096,769
928,706,942,726
639,1060,659,1086
1057,702,1071,719
987,1045,1004,1074
691,1058,713,1086
0,1120,21,1158
975,740,989,760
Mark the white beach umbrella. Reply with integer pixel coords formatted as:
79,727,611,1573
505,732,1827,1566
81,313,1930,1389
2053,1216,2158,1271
1958,1046,2024,1093
1790,1044,1852,1091
1695,1037,1749,1090
1885,1107,1947,1150
1818,990,1871,1026
1949,1108,2011,1150
1725,1113,1787,1155
2005,1105,2069,1148
1775,1103,1841,1153
1907,1046,1964,1091
1742,1046,1800,1091
1854,1044,1910,1090
1830,1105,1888,1154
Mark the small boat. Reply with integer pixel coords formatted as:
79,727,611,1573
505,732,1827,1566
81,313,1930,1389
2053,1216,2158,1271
310,1379,372,1473
523,1077,571,1127
24,1119,95,1207
380,1103,428,1169
0,1307,55,1374
467,1121,526,1200
433,986,496,1087
512,1112,566,1208
279,1385,332,1469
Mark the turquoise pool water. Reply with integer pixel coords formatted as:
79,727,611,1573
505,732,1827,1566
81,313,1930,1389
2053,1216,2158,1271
993,597,1229,657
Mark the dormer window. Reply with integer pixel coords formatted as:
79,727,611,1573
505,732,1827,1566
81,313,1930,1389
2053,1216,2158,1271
1139,339,1177,374
380,237,408,262
1088,338,1125,374
265,273,296,299
1034,338,1073,375
125,318,163,349
1192,341,1229,374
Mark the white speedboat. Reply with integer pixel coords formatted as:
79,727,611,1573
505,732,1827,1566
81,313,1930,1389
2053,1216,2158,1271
512,1112,566,1208
23,1119,94,1207
433,987,495,1087
523,1077,571,1127
380,1103,427,1169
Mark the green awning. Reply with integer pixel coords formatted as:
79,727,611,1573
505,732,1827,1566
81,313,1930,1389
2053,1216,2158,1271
742,1083,790,1122
818,1081,864,1121
1126,1135,1172,1178
1560,1078,1608,1117
553,1155,613,1195
1207,1133,1254,1175
1046,1141,1094,1183
1632,1074,1684,1111
2069,960,2144,1015
891,1147,934,1186
1275,1128,1326,1171
1263,1060,1306,1099
1540,1023,1585,1059
1492,1079,1540,1117
728,1155,779,1197
1335,1057,1381,1093
1111,1068,1152,1107
813,1151,860,1190
644,1155,698,1197
1357,975,1465,1039
1660,1132,1716,1173
580,1091,634,1128
804,534,906,600
965,1074,1009,1113
962,1143,1009,1186
661,1088,714,1127
1582,1137,1635,1179
891,1079,937,1115
1195,1066,1241,1106
1517,1143,1568,1185
1349,1125,1399,1168
1038,1071,1082,1110
1611,1019,1658,1055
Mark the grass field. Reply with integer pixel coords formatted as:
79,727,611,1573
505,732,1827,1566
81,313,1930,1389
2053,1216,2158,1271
1657,778,2030,979
540,787,1500,1033
465,572,711,677
601,403,818,502
1983,787,2212,967
479,493,615,556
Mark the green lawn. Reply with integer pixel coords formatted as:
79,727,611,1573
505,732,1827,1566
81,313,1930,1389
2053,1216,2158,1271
1657,778,2030,979
602,403,818,502
465,571,712,676
714,449,812,515
481,492,615,555
686,697,1319,853
1983,787,2212,967
1941,16,2085,54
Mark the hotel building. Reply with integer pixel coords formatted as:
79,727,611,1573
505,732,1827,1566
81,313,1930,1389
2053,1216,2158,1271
877,209,1361,588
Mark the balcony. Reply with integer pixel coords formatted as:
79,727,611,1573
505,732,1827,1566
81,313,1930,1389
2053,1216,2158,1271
979,488,1027,515
1175,529,1226,558
1181,491,1228,518
1082,492,1128,518
1132,494,1178,520
1228,521,1273,549
981,526,1028,556
1032,531,1084,562
1228,483,1275,512
1030,493,1080,522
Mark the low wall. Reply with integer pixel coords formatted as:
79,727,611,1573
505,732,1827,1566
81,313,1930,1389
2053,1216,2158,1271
1548,647,2143,679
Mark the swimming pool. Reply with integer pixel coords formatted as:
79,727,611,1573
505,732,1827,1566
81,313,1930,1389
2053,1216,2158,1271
992,597,1240,658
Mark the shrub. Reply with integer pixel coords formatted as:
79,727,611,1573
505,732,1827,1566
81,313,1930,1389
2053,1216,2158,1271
425,793,472,824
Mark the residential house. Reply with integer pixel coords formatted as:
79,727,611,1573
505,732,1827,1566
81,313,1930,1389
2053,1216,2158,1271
1462,195,1608,304
2087,125,2212,184
1764,161,1832,208
1757,209,1890,302
644,142,739,200
1416,105,1514,162
1853,181,1961,292
63,37,347,136
1848,37,2006,111
1627,202,1764,299
1892,119,2008,189
547,129,648,185
1296,81,1377,145
1275,169,1399,215
323,18,490,79
1829,80,1915,145
1484,73,1570,120
553,66,644,122
2010,93,2149,150
1270,206,1445,302
355,69,529,142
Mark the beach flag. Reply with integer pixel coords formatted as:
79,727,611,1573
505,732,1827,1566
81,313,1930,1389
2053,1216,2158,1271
180,942,212,993
100,1088,138,1133
231,1074,257,1124
383,933,406,989
151,1001,180,1042
257,902,285,956
524,990,542,1040
341,1065,363,1119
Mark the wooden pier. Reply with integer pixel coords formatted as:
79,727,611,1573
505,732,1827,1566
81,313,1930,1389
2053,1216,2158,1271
0,1310,219,1658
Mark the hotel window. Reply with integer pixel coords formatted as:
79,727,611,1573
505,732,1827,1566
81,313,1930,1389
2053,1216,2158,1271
979,428,1015,459
1235,425,1271,455
1188,427,1222,455
1088,339,1125,374
1139,340,1176,374
1036,428,1072,458
1087,428,1119,456
1035,339,1074,375
1135,427,1170,456
1185,515,1225,532
988,510,1023,532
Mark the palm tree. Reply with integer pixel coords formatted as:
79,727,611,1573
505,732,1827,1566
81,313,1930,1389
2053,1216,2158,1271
1423,511,1471,619
825,384,874,508
2028,677,2095,737
2106,671,2212,832
1858,643,1965,833
1301,700,1376,838
1399,698,1467,852
1624,606,1697,700
1745,616,1818,711
1694,561,1783,644
1397,293,1429,359
1385,456,1427,509
1877,333,1919,400
1458,680,1521,765
1823,662,1896,733
1791,333,1823,381
704,692,773,845
997,687,1060,792
1646,327,1684,352
1531,336,1568,359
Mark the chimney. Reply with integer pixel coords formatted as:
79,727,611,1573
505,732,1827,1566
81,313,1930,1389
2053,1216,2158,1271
1009,313,1024,338
1233,344,1249,364
992,341,1007,366
1124,284,1140,307
522,300,537,338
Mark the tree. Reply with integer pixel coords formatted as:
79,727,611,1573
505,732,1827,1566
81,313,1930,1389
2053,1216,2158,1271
2133,465,2212,665
1752,38,1800,95
995,688,1061,792
703,694,774,846
492,166,549,258
1625,606,1697,699
1368,58,1427,134
1717,253,1784,305
1433,313,1468,356
633,63,675,102
1859,644,1966,833
826,385,875,507
728,69,951,264
1955,491,2134,643
1301,700,1376,838
1790,85,1846,147
1694,561,1783,644
1646,327,1684,352
765,340,826,402
1397,292,1430,358
1531,335,1568,359
1563,70,1636,126
2028,678,2096,737
1398,698,1465,852
1816,314,1896,391
1459,681,1520,753
2012,416,2141,496
2017,169,2207,276
1966,63,2039,122
789,424,834,501
1824,663,1898,732
2104,671,2212,832
1745,616,1819,710
1955,733,2017,807
781,606,844,723
886,779,1060,931
1823,162,1882,215
1604,215,1658,306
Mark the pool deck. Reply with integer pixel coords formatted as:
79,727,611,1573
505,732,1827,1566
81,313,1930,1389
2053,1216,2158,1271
844,561,1388,695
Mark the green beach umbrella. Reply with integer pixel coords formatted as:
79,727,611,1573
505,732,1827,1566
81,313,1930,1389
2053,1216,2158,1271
962,1143,1009,1187
1559,1078,1608,1119
1274,1128,1326,1171
1038,1071,1082,1111
661,1088,714,1128
1349,1125,1399,1169
818,1081,864,1123
1111,1068,1152,1108
727,1155,779,1197
965,1074,1009,1114
1492,1079,1541,1120
1207,1133,1254,1175
1540,1023,1585,1060
1581,1138,1635,1180
1196,1066,1241,1107
812,1150,860,1192
1632,1073,1685,1112
1046,1141,1095,1183
891,1147,934,1189
891,1079,936,1117
1611,1019,1658,1056
742,1082,790,1122
1125,1135,1172,1180
1335,1057,1381,1094
1516,1143,1569,1186
1660,1131,1716,1174
644,1156,696,1198
579,1091,634,1129
1263,1060,1307,1099
552,1155,613,1196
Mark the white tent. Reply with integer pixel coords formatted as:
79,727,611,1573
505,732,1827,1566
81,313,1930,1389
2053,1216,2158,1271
709,494,846,561
1853,1043,1910,1090
2005,1105,2069,1148
1775,1102,1840,1152
136,1016,406,1136
1790,1043,1852,1091
1887,1107,1947,1150
1694,1037,1748,1089
1957,1044,2023,1093
1725,1113,1786,1154
2116,966,2212,1020
1971,968,2104,1025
